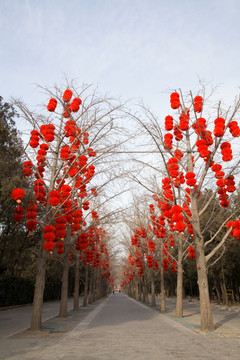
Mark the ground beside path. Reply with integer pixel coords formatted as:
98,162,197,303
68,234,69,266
0,293,240,360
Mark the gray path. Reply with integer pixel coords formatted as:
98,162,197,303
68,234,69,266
0,293,240,360
0,297,80,338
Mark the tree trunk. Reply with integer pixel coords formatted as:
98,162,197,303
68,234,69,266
95,269,100,300
137,279,142,300
176,235,183,318
88,267,93,304
160,265,166,311
135,279,139,299
151,268,156,306
73,254,80,311
59,250,70,317
59,226,71,318
82,264,89,307
196,243,214,330
213,278,221,304
92,267,96,303
143,274,149,304
190,191,214,330
220,267,227,304
30,245,47,331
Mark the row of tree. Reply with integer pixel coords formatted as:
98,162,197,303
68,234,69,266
2,83,240,332
120,89,240,330
0,85,129,330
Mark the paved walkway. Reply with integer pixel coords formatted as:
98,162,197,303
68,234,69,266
0,293,240,360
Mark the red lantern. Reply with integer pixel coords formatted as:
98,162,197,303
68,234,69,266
13,206,24,223
165,115,173,131
47,98,57,112
194,96,203,113
228,121,240,137
62,89,73,102
170,92,180,109
70,97,82,112
11,188,25,203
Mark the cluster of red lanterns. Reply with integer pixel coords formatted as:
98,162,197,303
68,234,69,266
26,202,38,233
71,209,82,234
163,258,169,271
43,225,56,252
179,111,189,131
13,206,24,224
91,210,98,220
70,98,82,113
10,188,25,203
220,142,232,162
163,133,173,150
65,120,79,139
196,139,210,160
91,188,98,197
148,240,155,253
228,121,240,137
173,125,183,141
11,88,104,266
85,249,94,263
22,161,33,178
48,190,60,207
40,124,55,143
146,254,153,267
167,157,179,179
171,205,186,233
162,177,174,201
185,172,197,187
76,232,89,251
188,246,196,259
211,163,236,207
33,179,46,204
87,148,97,157
30,130,40,148
170,92,181,109
226,220,240,239
47,98,57,112
192,117,206,136
213,117,225,137
83,132,89,145
165,115,173,131
63,89,73,102
193,96,203,113
60,145,72,161
55,214,67,243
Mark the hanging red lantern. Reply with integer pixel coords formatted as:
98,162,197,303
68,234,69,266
193,96,203,113
164,133,173,150
185,172,196,186
47,98,57,112
43,225,56,251
70,97,82,112
213,117,225,137
179,112,189,131
165,115,173,131
228,121,240,137
26,219,38,232
173,126,183,141
192,117,206,135
88,148,97,157
62,89,73,102
170,92,181,109
13,206,24,223
11,188,25,203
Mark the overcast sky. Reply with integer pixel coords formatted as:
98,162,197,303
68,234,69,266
1,0,240,123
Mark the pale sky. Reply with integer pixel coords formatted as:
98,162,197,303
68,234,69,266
1,0,240,120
